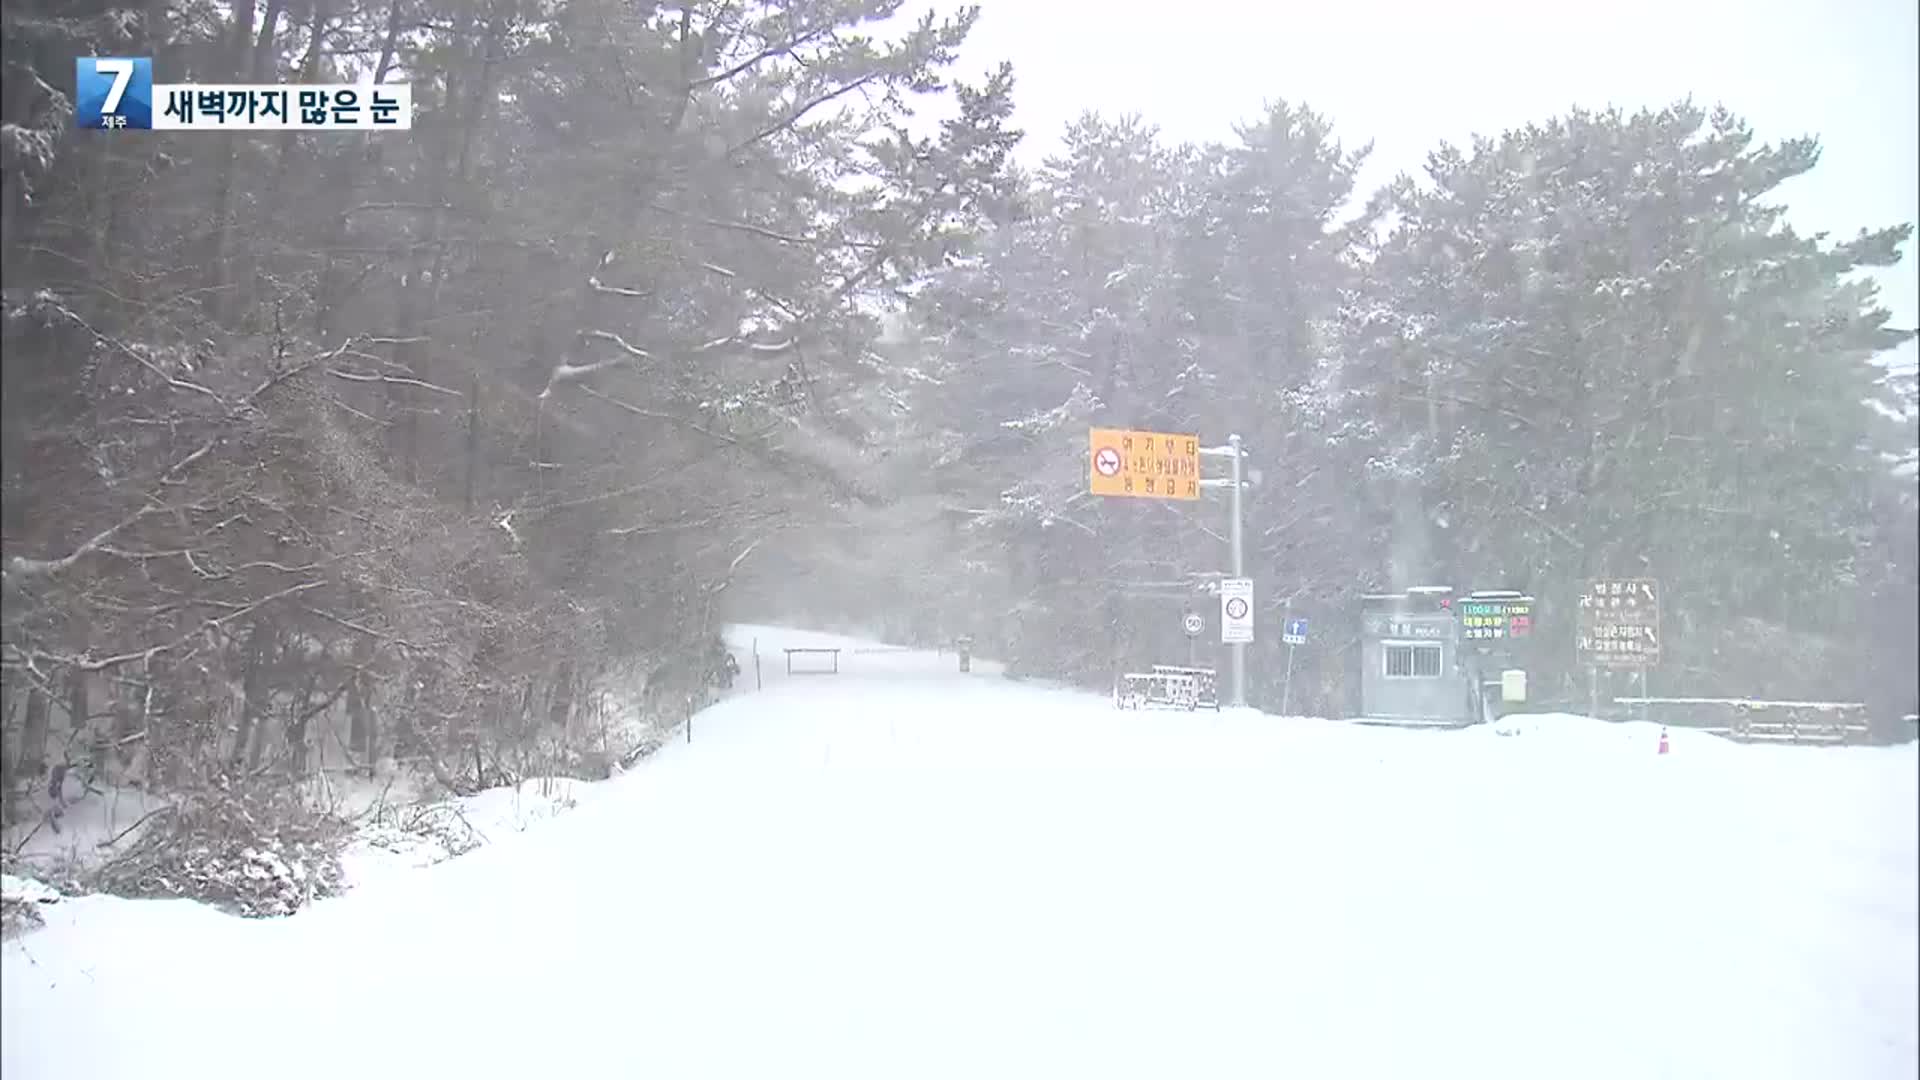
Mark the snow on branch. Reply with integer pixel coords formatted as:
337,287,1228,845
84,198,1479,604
702,218,807,246
3,342,347,583
1000,383,1101,434
4,579,326,673
694,334,795,355
538,332,656,399
21,291,223,404
541,353,640,400
576,386,740,446
587,276,649,298
580,330,652,361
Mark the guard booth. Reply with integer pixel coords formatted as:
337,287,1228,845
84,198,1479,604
1359,586,1471,725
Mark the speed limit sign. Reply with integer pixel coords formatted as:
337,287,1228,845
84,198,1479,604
1181,611,1204,638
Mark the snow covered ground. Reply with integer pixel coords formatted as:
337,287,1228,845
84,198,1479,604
4,625,1915,1079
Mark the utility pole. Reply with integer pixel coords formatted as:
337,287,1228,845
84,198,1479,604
1228,433,1246,708
1088,427,1248,707
1200,435,1248,707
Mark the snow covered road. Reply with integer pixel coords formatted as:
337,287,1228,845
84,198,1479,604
5,627,1915,1078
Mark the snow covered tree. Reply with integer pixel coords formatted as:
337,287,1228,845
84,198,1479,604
907,114,1211,680
1342,102,1915,702
0,0,1022,844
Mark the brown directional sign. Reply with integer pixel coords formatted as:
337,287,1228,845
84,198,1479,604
1577,578,1660,668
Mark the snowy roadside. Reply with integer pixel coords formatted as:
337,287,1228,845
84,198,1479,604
6,631,1913,1080
334,775,604,894
0,680,695,930
0,773,613,933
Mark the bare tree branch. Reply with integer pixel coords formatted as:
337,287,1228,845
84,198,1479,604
328,367,464,396
729,71,884,156
688,20,839,90
3,346,339,582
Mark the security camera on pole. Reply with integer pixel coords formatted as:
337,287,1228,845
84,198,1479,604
1086,427,1251,708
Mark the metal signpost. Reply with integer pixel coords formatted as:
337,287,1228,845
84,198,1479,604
1220,579,1254,642
1201,435,1249,706
1280,615,1307,716
1089,429,1251,707
1577,578,1660,721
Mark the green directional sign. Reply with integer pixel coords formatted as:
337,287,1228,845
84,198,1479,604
1458,595,1534,642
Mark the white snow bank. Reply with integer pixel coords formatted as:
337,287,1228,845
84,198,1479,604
1480,710,1737,752
336,776,600,895
4,635,1914,1080
0,876,60,906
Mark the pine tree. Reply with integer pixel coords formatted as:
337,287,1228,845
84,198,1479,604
1343,102,1915,700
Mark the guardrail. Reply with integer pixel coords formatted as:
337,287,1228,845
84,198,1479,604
1613,697,1872,745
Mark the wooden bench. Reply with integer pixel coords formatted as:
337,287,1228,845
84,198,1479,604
783,648,841,675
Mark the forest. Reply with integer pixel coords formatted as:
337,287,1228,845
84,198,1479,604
3,0,1914,877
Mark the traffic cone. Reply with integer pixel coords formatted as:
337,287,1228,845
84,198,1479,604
1657,728,1670,756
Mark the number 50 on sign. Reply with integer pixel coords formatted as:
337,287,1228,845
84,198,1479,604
1088,428,1200,500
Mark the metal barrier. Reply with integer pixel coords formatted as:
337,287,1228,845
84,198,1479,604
1613,697,1871,745
784,648,841,675
1115,665,1219,711
1151,665,1220,710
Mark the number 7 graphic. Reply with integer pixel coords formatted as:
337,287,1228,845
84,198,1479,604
96,59,134,113
76,57,153,129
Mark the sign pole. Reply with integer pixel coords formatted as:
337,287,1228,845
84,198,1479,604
1281,643,1296,716
1228,433,1246,708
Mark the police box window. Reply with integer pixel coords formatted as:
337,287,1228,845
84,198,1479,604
1384,642,1442,679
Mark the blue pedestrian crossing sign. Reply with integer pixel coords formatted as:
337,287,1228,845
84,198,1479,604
1282,617,1308,645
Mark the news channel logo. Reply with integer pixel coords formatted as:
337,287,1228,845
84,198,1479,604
75,56,153,130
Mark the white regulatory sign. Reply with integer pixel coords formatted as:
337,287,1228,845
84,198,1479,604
1181,611,1205,638
1220,578,1254,644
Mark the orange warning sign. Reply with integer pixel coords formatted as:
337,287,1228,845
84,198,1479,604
1089,428,1200,500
